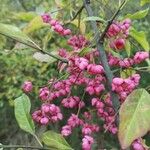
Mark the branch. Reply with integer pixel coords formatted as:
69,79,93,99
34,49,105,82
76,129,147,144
0,33,68,63
33,134,43,148
0,144,52,150
100,0,127,42
83,0,120,112
71,5,84,21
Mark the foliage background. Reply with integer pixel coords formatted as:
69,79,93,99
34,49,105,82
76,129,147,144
0,0,149,148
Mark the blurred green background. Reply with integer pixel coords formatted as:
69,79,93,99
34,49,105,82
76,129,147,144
0,0,149,148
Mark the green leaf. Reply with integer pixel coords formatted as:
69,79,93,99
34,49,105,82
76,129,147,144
55,0,66,8
0,23,41,50
70,19,86,34
125,8,149,19
140,0,150,6
79,47,91,56
110,50,123,59
14,12,37,21
119,89,150,149
120,68,136,79
42,131,73,150
130,28,149,51
14,94,35,135
0,35,6,49
33,51,58,63
23,16,48,33
42,32,52,50
0,23,30,43
125,40,131,57
83,16,105,23
33,52,50,62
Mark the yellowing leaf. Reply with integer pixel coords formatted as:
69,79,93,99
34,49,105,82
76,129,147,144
23,16,48,34
55,0,64,7
119,89,150,149
71,19,86,34
14,12,37,21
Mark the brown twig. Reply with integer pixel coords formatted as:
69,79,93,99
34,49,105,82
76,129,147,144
0,33,68,63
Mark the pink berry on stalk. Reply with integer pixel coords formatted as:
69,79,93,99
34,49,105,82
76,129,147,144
63,29,71,35
40,117,49,125
22,81,33,93
41,14,51,23
110,38,125,50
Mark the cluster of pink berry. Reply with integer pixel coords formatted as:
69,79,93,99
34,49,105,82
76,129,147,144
61,113,99,150
68,35,89,51
61,114,83,136
41,14,71,36
39,80,71,102
92,95,117,134
62,96,85,108
21,15,150,150
81,124,99,150
32,103,63,125
108,51,149,68
107,19,131,50
68,55,105,75
85,75,105,95
112,74,140,102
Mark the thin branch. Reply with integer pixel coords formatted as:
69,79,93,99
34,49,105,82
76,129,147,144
71,5,84,21
50,8,64,14
135,66,150,70
100,0,127,42
104,109,120,133
95,0,114,15
76,89,86,116
48,2,71,14
0,145,52,150
33,134,43,148
83,0,120,113
0,33,68,63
